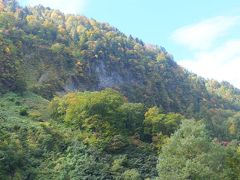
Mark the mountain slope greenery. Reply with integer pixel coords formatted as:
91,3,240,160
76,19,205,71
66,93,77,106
0,0,240,179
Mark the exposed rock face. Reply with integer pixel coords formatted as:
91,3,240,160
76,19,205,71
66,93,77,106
63,77,78,92
62,61,125,93
95,61,123,88
38,72,50,83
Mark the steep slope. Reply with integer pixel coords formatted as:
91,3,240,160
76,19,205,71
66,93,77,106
1,1,240,179
0,90,159,179
0,0,240,135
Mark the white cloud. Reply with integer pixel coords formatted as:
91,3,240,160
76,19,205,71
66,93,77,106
27,0,88,14
179,39,240,88
172,15,240,88
171,16,240,50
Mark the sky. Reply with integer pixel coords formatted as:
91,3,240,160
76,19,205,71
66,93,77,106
19,0,240,88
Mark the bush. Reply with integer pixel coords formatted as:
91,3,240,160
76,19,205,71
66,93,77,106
106,135,128,152
19,107,28,116
122,169,141,180
29,111,42,121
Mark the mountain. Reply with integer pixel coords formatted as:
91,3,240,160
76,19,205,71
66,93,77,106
1,0,240,114
0,1,240,179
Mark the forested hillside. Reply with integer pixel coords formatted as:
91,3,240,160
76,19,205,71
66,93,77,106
0,0,240,179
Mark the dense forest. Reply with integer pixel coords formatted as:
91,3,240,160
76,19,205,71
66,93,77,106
0,0,240,179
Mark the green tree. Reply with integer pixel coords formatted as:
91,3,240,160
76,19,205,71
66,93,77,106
118,103,145,135
49,89,146,149
157,120,228,180
144,106,183,138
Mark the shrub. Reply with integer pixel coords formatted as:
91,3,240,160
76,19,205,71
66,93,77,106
122,169,141,180
19,107,28,116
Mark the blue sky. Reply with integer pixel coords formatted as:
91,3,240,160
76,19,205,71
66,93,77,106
19,0,240,88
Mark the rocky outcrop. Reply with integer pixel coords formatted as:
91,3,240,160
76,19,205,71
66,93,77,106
95,61,123,88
